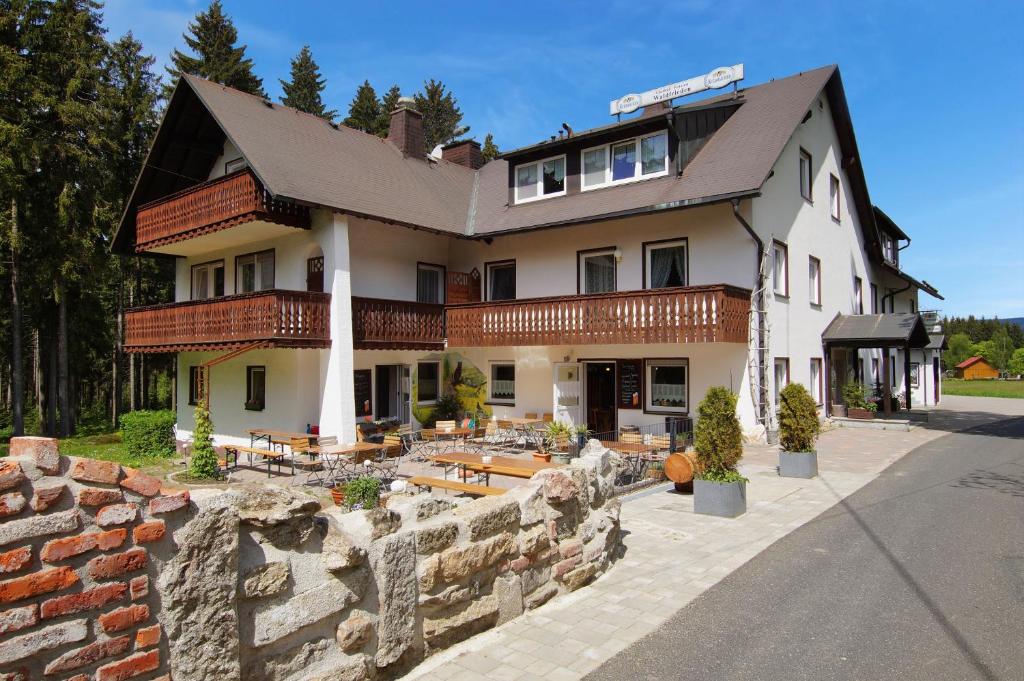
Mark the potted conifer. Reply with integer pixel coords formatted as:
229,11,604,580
843,382,874,419
778,383,820,478
692,387,747,518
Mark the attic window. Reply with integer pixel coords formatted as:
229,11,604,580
582,131,668,191
514,155,565,204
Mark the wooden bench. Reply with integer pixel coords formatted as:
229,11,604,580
223,445,295,478
408,476,506,497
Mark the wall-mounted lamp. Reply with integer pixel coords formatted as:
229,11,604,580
613,248,623,263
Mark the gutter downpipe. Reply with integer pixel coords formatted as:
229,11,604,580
730,198,768,431
881,280,913,314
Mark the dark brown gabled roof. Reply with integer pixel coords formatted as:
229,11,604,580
822,313,932,349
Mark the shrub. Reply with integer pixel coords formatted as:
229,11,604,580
120,410,176,459
693,386,745,482
425,393,462,427
841,382,868,409
778,383,820,453
343,476,381,510
189,399,219,479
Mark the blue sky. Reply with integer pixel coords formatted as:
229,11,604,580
102,0,1023,319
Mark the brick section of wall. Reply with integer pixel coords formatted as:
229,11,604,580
0,438,191,680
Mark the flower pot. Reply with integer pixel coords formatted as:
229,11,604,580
831,403,846,418
779,451,818,479
330,488,345,506
693,478,746,518
551,451,571,465
847,407,874,420
532,452,552,463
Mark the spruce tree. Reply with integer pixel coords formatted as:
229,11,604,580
279,45,335,120
481,133,499,161
414,79,467,151
166,0,265,99
189,396,219,479
376,84,401,137
344,80,381,134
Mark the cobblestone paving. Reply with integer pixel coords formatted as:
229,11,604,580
399,396,1024,680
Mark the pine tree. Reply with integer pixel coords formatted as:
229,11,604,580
376,84,401,137
481,133,499,161
279,45,335,120
343,80,381,134
189,395,219,479
414,79,467,152
165,0,265,99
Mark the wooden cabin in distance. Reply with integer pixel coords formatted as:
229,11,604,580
955,356,999,380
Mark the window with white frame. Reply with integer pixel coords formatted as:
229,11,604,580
191,260,224,300
829,174,841,220
645,359,687,413
236,250,274,293
514,155,565,203
773,241,789,296
870,283,878,313
871,358,880,386
881,233,896,263
581,131,669,191
488,363,515,404
808,256,821,305
579,249,616,294
854,276,864,314
799,148,813,201
416,362,439,404
416,263,444,304
810,358,823,405
645,239,687,288
485,260,515,301
910,362,920,388
774,357,790,405
188,366,202,406
245,366,265,411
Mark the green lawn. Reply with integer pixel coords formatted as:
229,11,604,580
0,431,179,475
942,379,1024,399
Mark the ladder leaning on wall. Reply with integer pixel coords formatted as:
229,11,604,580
747,245,774,435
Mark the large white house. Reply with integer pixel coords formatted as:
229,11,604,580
114,64,943,446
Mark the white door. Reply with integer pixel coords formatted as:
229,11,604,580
553,363,581,427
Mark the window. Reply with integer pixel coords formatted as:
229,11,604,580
910,362,920,388
188,366,202,406
645,359,687,413
829,174,841,221
191,260,224,300
224,157,246,174
854,276,864,314
485,260,516,301
774,357,790,405
514,155,565,203
870,283,878,314
245,366,265,411
808,256,821,305
810,359,823,405
578,248,616,294
416,263,445,304
417,362,439,404
236,250,275,293
871,358,880,386
772,241,789,296
799,149,813,201
488,363,515,404
644,239,687,288
881,233,896,264
909,299,916,313
581,131,669,190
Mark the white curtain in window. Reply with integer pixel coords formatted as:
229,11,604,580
418,268,440,304
584,254,615,293
650,245,686,288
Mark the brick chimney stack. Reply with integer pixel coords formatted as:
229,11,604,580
387,97,425,158
441,140,485,169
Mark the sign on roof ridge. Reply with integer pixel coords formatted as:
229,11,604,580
610,64,745,116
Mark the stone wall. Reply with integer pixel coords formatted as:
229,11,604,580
0,436,190,681
1,439,623,681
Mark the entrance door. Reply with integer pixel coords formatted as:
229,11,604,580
306,256,324,292
553,363,581,427
375,365,411,423
585,362,616,436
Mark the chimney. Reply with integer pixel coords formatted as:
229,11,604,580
387,97,425,158
441,140,485,169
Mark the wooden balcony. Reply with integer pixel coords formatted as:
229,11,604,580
352,297,445,350
135,169,310,253
125,290,331,353
445,285,751,348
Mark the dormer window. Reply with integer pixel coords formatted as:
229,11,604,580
881,233,897,264
514,155,565,203
582,131,669,191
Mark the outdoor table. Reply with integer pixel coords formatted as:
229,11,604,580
433,427,473,453
317,442,386,485
249,428,318,451
429,451,561,486
488,418,544,448
600,440,659,479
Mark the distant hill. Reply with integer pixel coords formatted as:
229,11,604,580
1007,317,1024,330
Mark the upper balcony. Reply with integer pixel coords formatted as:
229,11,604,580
124,290,330,353
135,169,310,255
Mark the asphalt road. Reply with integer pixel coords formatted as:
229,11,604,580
587,417,1024,681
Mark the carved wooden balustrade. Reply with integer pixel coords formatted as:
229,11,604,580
124,290,331,352
351,297,446,350
445,285,751,347
135,169,310,252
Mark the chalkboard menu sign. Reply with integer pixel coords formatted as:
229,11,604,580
354,369,372,416
616,359,643,409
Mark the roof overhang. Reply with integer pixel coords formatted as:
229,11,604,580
822,313,932,349
881,262,943,300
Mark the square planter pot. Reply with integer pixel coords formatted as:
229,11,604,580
694,478,746,518
847,407,874,420
779,451,817,479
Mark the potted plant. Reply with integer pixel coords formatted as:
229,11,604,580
545,422,572,464
335,476,381,510
777,382,820,478
645,460,666,481
573,424,590,454
533,435,552,463
843,382,873,419
692,387,747,517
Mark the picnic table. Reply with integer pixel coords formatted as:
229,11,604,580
429,451,560,486
248,428,317,451
314,442,386,485
600,440,662,479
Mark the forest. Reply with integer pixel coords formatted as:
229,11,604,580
942,316,1024,375
0,0,493,442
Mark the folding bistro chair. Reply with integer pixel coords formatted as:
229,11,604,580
301,435,336,486
370,435,403,483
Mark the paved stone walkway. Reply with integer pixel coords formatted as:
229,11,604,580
400,396,1024,681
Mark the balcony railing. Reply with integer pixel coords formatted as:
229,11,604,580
124,290,330,352
135,169,310,252
351,297,445,350
445,285,751,347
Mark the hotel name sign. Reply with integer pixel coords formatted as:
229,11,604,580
610,64,745,116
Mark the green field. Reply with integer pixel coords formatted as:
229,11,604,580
0,431,178,475
942,379,1024,399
